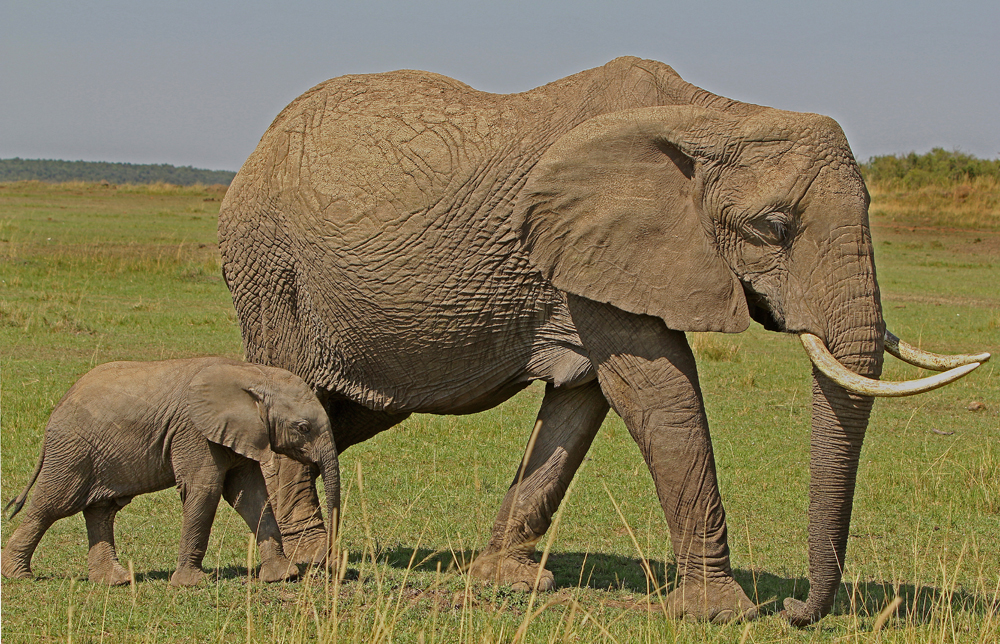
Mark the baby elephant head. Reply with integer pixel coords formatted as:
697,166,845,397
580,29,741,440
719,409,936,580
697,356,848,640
187,360,340,542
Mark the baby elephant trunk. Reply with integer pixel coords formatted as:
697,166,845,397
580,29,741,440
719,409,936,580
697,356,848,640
315,430,341,566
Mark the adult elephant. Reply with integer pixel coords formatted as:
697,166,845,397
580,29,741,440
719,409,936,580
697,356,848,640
218,57,987,625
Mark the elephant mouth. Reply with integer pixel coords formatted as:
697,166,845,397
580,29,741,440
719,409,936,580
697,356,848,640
743,285,783,332
800,331,989,397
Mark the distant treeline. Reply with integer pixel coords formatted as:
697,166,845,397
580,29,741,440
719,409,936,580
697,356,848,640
0,158,236,186
861,148,1000,188
5,151,998,190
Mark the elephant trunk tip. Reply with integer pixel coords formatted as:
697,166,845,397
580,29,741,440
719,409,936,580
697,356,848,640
782,597,825,628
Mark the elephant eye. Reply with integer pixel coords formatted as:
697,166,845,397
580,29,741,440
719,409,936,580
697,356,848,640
768,216,788,242
293,420,310,434
746,211,791,246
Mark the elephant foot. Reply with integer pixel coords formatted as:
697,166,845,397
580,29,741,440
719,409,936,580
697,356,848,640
468,548,555,592
664,576,757,624
259,556,299,583
170,566,207,588
281,526,329,566
89,562,131,586
0,554,32,580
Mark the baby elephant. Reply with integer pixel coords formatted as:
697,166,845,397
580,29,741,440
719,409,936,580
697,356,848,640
1,357,340,587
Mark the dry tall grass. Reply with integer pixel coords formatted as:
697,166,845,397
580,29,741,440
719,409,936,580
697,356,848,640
868,176,1000,231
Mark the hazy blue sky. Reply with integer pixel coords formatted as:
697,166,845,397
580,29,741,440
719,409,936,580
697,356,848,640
3,0,997,171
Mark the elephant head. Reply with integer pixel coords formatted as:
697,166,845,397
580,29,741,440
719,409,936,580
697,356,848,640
514,105,988,624
188,362,340,557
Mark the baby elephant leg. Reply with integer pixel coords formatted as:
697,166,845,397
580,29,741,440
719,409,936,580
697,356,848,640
224,460,298,583
1,510,57,580
84,499,132,585
171,477,224,587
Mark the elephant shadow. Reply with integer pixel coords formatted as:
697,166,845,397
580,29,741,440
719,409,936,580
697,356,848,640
134,565,255,583
374,546,997,622
126,547,994,622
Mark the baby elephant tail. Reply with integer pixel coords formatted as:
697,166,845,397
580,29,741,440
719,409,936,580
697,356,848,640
5,451,44,519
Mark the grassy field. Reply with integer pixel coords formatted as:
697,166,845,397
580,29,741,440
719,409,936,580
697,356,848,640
1,180,997,643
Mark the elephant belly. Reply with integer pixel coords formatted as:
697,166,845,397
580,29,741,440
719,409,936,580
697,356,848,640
85,445,176,506
33,434,174,512
303,254,594,414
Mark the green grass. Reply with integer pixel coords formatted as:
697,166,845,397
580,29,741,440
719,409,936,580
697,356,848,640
2,181,998,642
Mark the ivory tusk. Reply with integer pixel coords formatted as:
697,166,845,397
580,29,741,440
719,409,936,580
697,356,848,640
799,333,981,397
884,330,991,371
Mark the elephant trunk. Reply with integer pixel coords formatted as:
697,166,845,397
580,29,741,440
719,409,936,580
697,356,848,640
315,430,341,567
785,287,884,626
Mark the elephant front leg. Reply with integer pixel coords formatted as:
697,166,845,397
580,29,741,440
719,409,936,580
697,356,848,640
259,454,327,565
171,478,224,587
470,379,609,591
84,500,132,585
223,461,298,583
569,296,756,623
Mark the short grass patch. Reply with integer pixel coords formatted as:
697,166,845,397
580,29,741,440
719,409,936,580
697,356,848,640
1,182,998,642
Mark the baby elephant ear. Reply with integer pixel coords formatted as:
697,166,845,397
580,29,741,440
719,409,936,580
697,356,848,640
513,105,750,333
188,361,272,462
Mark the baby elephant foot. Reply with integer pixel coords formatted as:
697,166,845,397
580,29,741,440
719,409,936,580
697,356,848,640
170,566,207,588
89,562,131,586
259,556,299,583
665,576,757,624
468,549,555,592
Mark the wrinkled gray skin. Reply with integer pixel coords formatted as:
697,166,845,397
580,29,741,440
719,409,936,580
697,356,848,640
218,57,887,624
0,357,339,588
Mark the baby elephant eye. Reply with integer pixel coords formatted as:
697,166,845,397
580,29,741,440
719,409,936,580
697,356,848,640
293,420,311,434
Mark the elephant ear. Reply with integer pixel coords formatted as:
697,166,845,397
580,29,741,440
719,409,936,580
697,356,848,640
188,361,272,462
513,105,750,333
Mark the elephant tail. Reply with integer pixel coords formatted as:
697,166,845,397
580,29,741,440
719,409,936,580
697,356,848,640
5,451,44,519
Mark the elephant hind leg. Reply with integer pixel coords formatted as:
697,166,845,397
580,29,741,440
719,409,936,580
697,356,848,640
470,379,609,591
84,501,131,585
258,455,326,566
1,509,57,580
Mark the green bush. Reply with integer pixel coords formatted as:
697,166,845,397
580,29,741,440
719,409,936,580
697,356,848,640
861,149,1000,188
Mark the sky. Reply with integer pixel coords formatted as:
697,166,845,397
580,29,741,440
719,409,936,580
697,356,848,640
2,0,998,172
